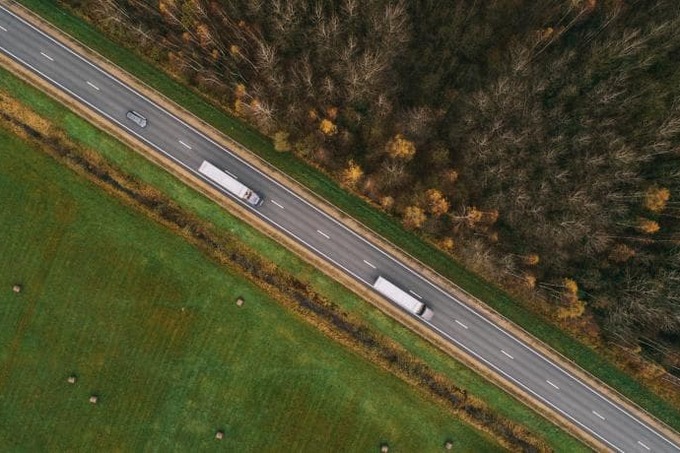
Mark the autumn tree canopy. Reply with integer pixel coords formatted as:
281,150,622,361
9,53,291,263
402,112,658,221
386,134,416,161
340,160,364,188
402,205,426,230
72,0,680,369
424,188,449,217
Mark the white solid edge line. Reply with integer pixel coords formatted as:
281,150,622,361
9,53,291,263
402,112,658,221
3,6,678,449
316,230,330,239
593,410,606,421
638,440,650,450
178,140,192,150
363,259,376,269
455,320,469,329
546,380,560,390
86,80,99,91
409,289,422,299
39,51,53,61
270,200,284,209
501,350,514,360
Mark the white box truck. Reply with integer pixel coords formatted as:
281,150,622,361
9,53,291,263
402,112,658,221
373,276,434,320
199,160,263,206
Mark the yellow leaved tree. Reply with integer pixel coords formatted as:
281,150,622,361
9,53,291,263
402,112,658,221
340,160,364,188
386,134,416,161
424,189,450,217
273,131,291,152
523,254,540,266
557,278,585,319
402,206,426,230
319,119,338,136
635,218,660,234
644,187,670,212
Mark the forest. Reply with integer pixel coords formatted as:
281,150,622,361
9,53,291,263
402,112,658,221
60,0,680,377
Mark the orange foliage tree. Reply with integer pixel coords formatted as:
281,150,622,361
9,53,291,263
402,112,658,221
557,299,586,320
523,254,540,266
380,195,395,210
466,207,483,225
424,188,450,217
340,160,364,188
563,278,579,297
557,278,585,319
319,118,338,136
386,134,416,161
402,205,426,229
608,243,635,263
644,187,670,212
635,218,660,234
273,131,291,152
439,237,455,251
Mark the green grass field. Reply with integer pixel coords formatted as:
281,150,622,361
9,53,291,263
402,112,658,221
14,0,680,433
0,127,503,451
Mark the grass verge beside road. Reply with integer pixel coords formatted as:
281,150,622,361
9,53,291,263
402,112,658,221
0,60,586,450
16,0,680,434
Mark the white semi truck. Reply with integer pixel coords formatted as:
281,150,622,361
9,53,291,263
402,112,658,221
199,160,263,207
373,276,434,320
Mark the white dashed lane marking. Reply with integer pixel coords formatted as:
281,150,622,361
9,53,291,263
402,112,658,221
546,380,560,390
178,140,192,150
592,410,606,421
86,81,100,91
363,259,376,269
317,230,330,239
0,25,7,32
40,51,54,61
455,320,469,329
637,440,650,450
409,290,422,299
270,200,284,209
501,350,514,360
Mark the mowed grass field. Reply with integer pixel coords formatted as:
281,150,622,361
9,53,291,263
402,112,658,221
0,129,500,451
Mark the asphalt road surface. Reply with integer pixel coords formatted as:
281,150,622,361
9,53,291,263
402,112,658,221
1,5,678,452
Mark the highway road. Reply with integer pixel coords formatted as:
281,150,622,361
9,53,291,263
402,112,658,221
1,4,678,451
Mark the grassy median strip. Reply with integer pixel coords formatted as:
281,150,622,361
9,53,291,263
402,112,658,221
0,109,509,451
16,0,680,433
0,62,587,450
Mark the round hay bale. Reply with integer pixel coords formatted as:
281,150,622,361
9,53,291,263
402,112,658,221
12,285,22,293
67,375,77,384
444,440,453,450
89,395,98,404
215,430,224,440
236,297,244,307
380,443,389,453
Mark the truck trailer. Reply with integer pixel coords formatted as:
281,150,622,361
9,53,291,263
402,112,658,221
198,160,263,206
373,276,434,320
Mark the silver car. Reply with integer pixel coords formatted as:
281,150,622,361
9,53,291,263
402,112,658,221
126,110,147,128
